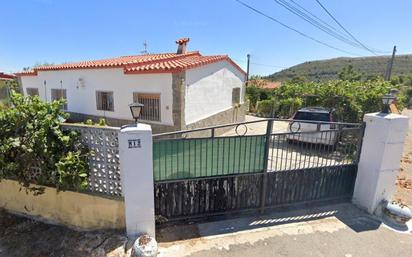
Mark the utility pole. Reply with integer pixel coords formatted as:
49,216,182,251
385,45,396,81
246,54,250,86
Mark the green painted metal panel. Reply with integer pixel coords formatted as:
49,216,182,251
153,135,266,181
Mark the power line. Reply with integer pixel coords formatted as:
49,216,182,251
292,0,390,54
273,0,366,50
234,0,361,56
289,0,390,54
314,0,379,55
289,0,344,35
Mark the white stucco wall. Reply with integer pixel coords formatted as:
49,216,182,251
184,60,245,125
20,69,174,125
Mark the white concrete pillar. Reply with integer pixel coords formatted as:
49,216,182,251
119,124,155,238
353,112,409,214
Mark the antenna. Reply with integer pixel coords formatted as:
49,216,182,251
140,40,148,54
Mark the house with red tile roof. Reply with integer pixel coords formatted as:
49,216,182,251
0,72,16,81
0,72,16,102
16,38,246,132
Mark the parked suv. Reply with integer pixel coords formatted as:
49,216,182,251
287,107,339,146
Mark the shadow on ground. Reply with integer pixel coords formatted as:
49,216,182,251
156,201,381,243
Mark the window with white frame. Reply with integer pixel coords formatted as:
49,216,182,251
96,91,114,112
26,88,39,97
51,89,67,110
133,93,161,122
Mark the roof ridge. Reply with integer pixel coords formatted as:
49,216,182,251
27,51,202,72
124,51,201,68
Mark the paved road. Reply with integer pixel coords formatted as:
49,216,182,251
158,203,412,257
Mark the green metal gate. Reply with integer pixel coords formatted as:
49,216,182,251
153,119,364,222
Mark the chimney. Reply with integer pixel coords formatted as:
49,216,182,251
176,38,190,54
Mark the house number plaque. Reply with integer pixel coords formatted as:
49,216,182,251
128,139,141,149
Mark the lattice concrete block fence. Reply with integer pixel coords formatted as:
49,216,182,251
64,123,156,237
62,124,122,197
0,124,125,231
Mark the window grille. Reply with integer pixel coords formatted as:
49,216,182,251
133,93,161,122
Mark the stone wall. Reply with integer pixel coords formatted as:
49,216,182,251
171,72,186,131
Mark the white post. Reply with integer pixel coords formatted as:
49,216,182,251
353,112,409,214
119,124,155,238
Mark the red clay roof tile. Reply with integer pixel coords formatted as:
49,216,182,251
15,51,245,76
0,72,16,80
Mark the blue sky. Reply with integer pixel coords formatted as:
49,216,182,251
1,0,411,75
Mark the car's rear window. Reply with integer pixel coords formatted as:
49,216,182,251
293,111,330,122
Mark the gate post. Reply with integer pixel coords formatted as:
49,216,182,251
353,112,409,214
119,123,155,238
260,119,273,213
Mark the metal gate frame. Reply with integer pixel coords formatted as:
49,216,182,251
153,118,364,223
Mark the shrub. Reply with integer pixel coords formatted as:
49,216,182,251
256,99,277,117
98,118,107,126
271,79,403,122
246,85,274,112
0,91,89,194
84,119,93,125
277,97,304,118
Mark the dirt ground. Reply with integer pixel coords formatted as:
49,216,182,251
0,210,127,257
395,109,412,205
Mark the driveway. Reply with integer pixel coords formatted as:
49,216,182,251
223,115,354,171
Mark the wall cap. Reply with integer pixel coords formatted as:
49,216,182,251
120,123,152,133
364,112,409,121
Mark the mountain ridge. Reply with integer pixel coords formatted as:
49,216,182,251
265,54,412,82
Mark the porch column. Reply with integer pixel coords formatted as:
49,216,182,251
353,112,409,214
119,123,155,238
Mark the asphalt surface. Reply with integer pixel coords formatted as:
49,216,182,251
158,203,412,257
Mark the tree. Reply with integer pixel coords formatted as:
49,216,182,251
290,76,307,84
338,65,363,81
0,91,89,194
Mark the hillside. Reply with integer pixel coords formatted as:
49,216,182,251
266,54,412,82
